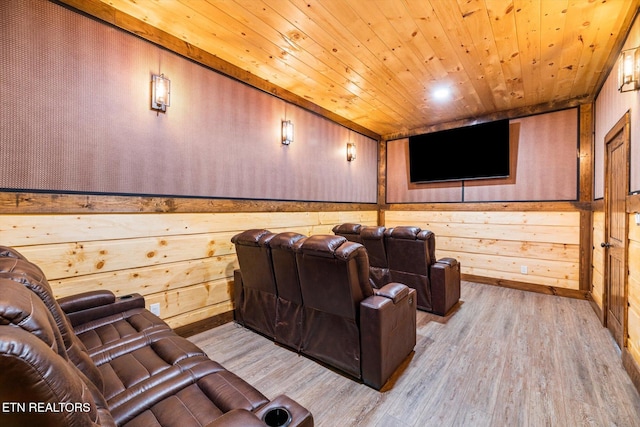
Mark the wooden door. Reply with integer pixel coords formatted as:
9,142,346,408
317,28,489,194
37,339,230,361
603,113,629,349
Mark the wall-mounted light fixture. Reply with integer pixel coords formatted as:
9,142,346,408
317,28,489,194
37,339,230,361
282,120,294,145
151,73,171,112
618,47,640,92
347,142,356,161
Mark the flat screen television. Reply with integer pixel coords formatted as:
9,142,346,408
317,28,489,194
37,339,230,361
408,119,510,183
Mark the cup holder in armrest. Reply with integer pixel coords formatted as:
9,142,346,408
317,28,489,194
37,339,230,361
119,294,133,300
262,407,291,427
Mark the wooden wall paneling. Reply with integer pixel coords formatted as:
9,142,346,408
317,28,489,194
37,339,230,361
386,201,585,213
0,212,327,246
145,278,231,320
592,211,606,311
435,236,579,261
13,233,237,280
579,104,594,293
580,103,595,201
628,210,640,364
0,192,378,214
385,211,580,244
378,139,387,225
50,256,238,300
384,209,581,290
627,194,640,395
1,209,377,329
170,304,234,334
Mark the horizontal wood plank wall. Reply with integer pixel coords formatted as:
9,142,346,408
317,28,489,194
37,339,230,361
628,211,640,366
592,210,605,311
384,209,581,291
0,210,377,329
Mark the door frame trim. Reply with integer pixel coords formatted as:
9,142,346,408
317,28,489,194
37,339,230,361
603,111,630,348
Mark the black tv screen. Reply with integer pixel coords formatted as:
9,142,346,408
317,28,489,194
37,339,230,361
408,120,510,183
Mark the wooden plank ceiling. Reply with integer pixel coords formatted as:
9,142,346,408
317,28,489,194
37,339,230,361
61,0,639,139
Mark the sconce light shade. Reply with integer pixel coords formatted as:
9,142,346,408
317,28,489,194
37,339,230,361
347,142,356,161
151,73,171,112
618,47,640,92
282,120,294,145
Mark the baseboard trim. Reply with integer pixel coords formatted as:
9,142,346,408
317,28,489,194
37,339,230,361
623,347,640,397
174,311,234,338
462,274,590,300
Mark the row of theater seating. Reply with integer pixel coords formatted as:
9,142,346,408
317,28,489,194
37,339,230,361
0,246,313,427
232,230,417,390
332,224,461,316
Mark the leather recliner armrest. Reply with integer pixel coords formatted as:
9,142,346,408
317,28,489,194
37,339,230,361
430,258,461,316
58,290,117,313
435,257,458,268
203,409,266,427
373,282,409,303
359,286,416,390
58,291,146,327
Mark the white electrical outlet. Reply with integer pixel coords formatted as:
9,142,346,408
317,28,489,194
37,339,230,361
149,303,161,316
635,212,640,226
520,265,528,274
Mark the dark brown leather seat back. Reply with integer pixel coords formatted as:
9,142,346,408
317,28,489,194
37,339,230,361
360,226,391,288
385,226,435,311
0,245,28,259
0,278,114,426
269,232,306,350
296,235,372,378
0,257,106,393
231,229,278,338
331,223,363,244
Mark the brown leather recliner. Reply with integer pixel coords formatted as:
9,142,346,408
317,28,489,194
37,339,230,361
231,229,278,339
331,223,363,244
0,278,117,427
360,226,392,289
268,232,307,350
0,246,315,427
385,226,461,315
295,235,416,390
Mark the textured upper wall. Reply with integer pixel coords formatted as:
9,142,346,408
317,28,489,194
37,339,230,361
594,14,640,199
0,0,377,203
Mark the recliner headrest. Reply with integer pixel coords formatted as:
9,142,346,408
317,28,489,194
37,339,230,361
297,235,362,259
360,226,385,239
231,229,275,246
387,226,434,241
0,246,28,260
416,229,434,241
332,223,362,234
269,232,306,251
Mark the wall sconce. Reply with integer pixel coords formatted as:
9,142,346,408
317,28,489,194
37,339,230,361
618,47,640,92
151,73,171,112
347,142,356,161
282,120,294,145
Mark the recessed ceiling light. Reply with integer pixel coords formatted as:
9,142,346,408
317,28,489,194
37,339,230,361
433,87,450,100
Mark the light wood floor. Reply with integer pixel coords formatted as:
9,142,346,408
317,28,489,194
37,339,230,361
190,282,640,426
